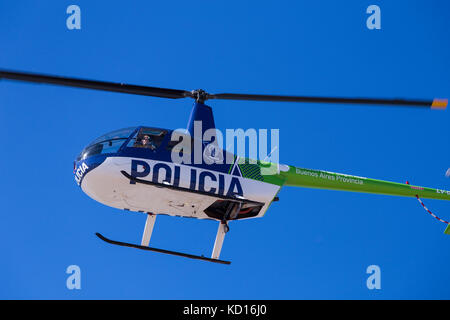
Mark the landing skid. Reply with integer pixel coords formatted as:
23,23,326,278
95,233,231,265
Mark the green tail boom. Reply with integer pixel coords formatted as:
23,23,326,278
279,165,450,201
275,165,450,234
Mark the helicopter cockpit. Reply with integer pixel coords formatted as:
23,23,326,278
76,126,170,162
74,126,171,187
76,127,137,161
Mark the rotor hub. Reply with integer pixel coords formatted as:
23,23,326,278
191,89,208,103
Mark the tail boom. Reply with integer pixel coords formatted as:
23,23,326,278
280,166,450,201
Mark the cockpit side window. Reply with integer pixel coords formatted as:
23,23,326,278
128,128,167,150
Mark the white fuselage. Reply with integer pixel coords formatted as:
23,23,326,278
80,157,280,220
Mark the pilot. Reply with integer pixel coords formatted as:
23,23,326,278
140,134,156,150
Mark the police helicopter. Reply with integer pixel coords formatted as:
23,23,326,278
1,69,449,265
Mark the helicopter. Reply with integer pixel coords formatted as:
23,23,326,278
1,69,449,265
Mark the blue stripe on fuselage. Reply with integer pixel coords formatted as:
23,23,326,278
74,154,108,187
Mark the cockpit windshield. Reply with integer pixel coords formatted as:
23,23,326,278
77,127,137,161
87,127,137,146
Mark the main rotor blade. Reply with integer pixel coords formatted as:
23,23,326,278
0,70,192,99
207,93,447,109
1,69,446,109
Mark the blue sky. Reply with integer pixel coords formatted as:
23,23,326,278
0,1,449,299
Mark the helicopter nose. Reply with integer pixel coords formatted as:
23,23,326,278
75,155,128,211
73,152,109,187
74,158,93,186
